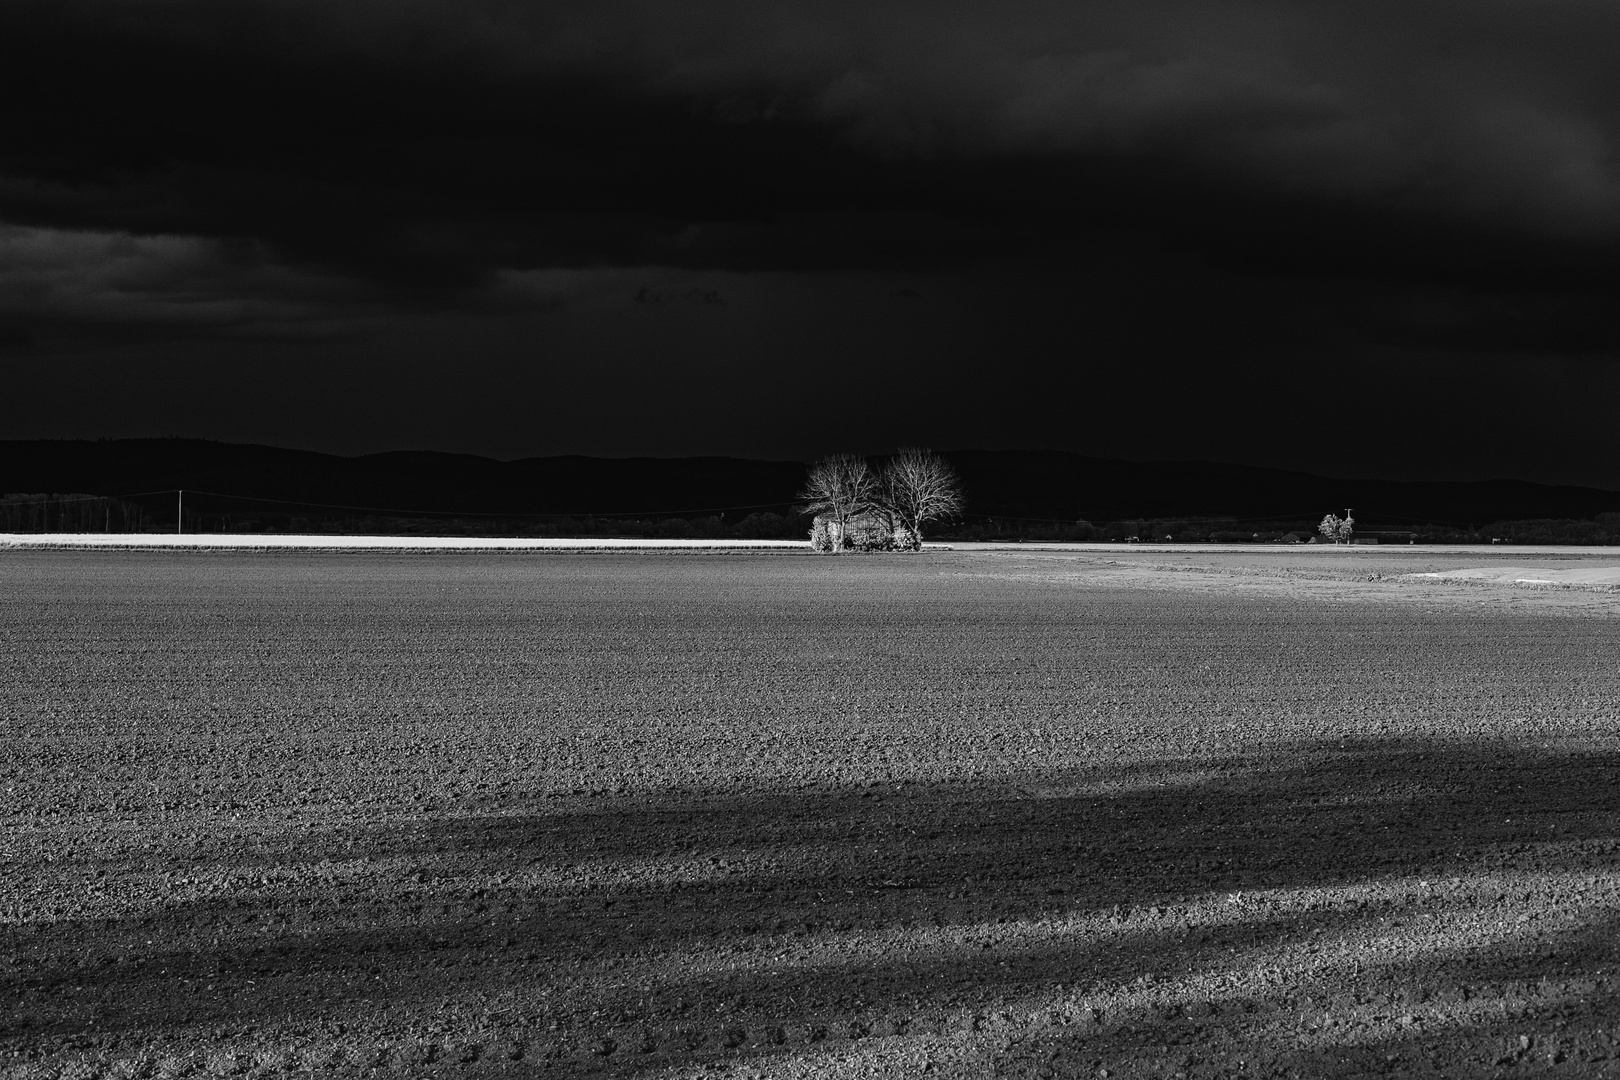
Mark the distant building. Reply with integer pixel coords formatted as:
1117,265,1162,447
810,512,915,551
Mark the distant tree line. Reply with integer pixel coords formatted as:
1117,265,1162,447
7,487,1620,546
931,514,1620,545
0,493,813,539
938,517,1318,543
0,494,151,533
1442,516,1620,545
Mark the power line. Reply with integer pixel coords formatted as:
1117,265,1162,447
83,487,799,521
963,508,1335,526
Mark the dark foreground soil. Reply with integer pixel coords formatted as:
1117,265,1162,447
2,550,1619,1079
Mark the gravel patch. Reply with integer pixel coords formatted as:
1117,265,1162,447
1405,566,1620,587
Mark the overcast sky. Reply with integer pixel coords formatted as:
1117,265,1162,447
3,1,1618,484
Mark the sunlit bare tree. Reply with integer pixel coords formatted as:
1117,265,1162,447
877,448,964,550
799,454,877,552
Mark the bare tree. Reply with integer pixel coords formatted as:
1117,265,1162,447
799,454,877,552
877,448,964,550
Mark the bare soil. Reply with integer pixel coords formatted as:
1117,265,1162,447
3,549,1619,1079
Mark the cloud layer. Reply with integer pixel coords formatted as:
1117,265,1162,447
4,1,1618,281
2,1,1618,478
0,224,389,349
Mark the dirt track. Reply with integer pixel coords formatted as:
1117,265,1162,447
3,549,1619,1078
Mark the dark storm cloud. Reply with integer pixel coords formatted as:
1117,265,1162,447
0,222,394,350
1,1,1617,353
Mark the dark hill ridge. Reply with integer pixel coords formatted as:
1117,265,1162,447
3,439,1619,528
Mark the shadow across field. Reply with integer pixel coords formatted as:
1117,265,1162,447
8,738,1620,1074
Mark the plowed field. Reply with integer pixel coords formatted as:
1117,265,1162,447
3,550,1619,1078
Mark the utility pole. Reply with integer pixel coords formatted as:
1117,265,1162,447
177,489,183,535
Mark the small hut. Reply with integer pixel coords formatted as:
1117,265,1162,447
810,511,916,552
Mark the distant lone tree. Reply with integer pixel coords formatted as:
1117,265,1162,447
876,448,964,550
799,454,877,553
1319,510,1355,544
